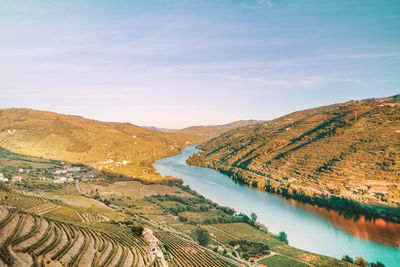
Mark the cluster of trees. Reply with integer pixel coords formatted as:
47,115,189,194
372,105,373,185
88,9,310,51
228,240,269,260
342,255,385,267
150,194,240,223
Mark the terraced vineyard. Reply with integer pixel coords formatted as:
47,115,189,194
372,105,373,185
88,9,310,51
188,95,400,220
0,191,113,225
0,131,361,267
0,206,151,267
155,232,230,267
76,211,109,223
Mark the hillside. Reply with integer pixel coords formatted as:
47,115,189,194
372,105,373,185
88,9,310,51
0,108,202,181
188,95,400,215
146,120,262,141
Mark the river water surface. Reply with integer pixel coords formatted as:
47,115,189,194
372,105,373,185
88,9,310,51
154,146,400,267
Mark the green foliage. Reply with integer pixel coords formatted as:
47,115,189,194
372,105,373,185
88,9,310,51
277,231,288,244
250,212,257,225
131,225,144,237
369,261,385,267
354,257,369,267
229,239,269,259
342,255,354,263
193,227,211,246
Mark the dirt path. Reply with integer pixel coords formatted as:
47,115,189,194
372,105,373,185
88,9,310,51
75,180,83,194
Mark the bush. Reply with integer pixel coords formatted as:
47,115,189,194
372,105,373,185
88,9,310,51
342,255,354,263
178,216,187,222
354,257,368,267
131,225,144,237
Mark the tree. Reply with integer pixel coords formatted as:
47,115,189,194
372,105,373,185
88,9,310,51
131,225,144,237
250,212,257,225
342,255,354,263
278,231,288,244
354,257,368,267
193,227,211,246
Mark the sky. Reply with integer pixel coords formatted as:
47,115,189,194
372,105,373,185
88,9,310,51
0,0,399,128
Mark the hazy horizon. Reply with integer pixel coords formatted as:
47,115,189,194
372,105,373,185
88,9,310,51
1,0,399,128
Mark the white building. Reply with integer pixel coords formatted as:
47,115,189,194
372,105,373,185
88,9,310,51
0,173,4,179
12,176,22,183
67,167,81,172
53,176,67,184
55,169,67,174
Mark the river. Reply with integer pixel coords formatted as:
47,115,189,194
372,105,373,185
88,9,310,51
154,145,400,267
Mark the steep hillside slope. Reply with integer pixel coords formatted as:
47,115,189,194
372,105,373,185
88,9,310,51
0,109,197,181
188,95,400,212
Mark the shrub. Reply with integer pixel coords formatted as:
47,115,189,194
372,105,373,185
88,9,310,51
354,257,369,267
131,225,144,237
342,255,354,263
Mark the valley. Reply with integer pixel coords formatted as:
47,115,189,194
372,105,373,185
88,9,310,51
0,96,398,267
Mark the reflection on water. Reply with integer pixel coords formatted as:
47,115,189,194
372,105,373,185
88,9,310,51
285,198,400,247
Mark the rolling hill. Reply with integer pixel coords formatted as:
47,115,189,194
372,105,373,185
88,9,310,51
0,108,202,181
0,109,255,181
188,95,400,212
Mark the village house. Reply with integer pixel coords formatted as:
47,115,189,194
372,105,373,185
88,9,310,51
12,176,22,183
67,167,81,172
55,169,67,175
0,173,8,182
18,168,24,173
53,177,67,184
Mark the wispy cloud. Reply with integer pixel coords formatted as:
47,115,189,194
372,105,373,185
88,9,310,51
241,0,273,9
335,53,400,59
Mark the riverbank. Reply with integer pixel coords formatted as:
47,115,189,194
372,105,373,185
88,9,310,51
187,153,400,224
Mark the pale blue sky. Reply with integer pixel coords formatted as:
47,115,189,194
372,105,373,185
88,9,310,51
0,0,399,128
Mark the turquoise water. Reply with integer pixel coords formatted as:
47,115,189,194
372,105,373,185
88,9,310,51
154,145,400,267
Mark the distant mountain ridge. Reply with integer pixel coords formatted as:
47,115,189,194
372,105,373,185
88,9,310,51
145,120,262,140
188,95,400,210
